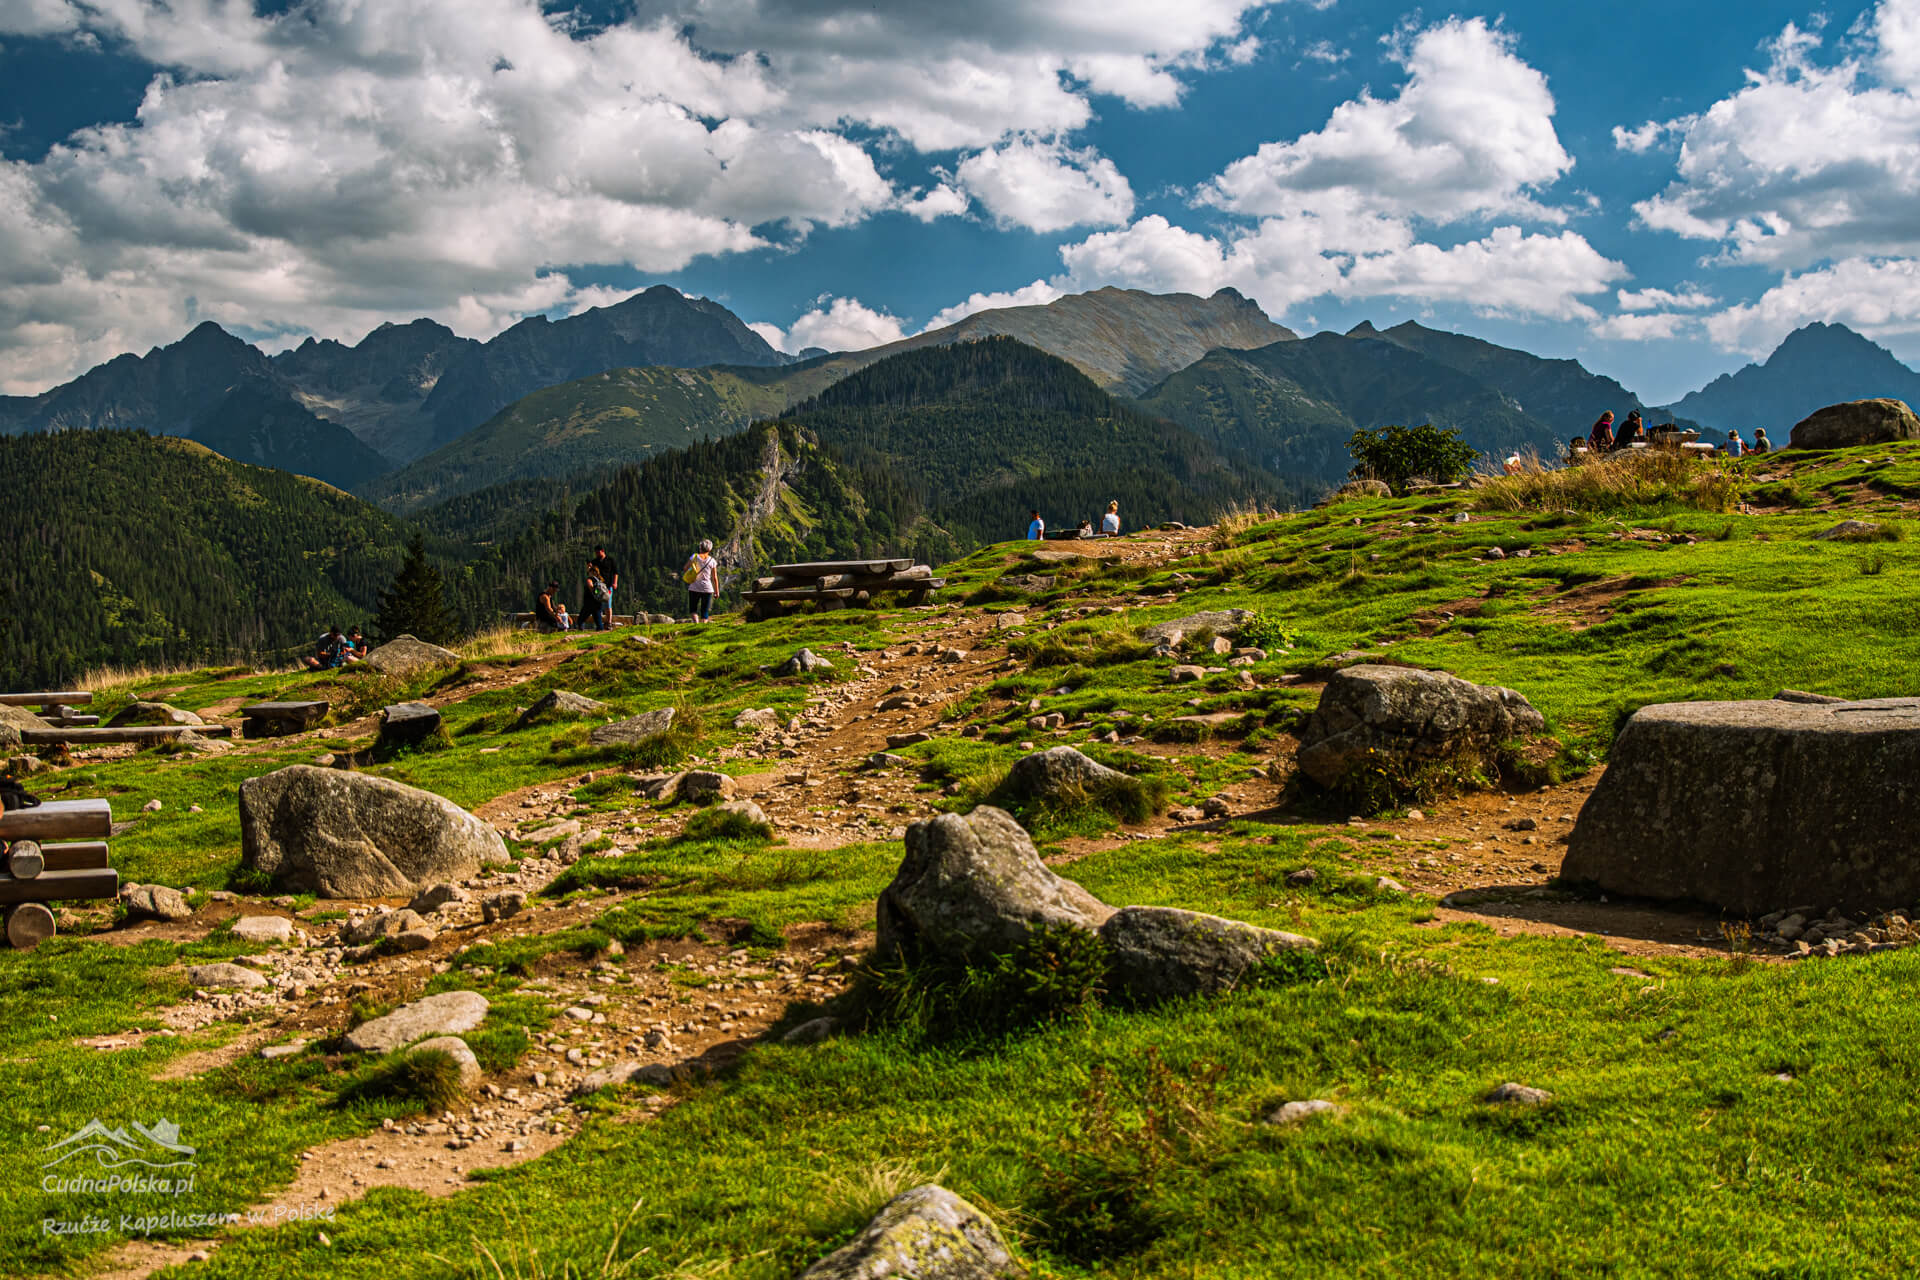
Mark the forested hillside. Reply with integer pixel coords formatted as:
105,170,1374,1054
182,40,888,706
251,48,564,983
1136,331,1572,491
782,336,1304,538
0,433,466,688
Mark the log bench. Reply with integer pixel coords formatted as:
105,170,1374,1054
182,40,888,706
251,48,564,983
20,724,231,746
742,560,942,622
0,691,92,708
241,701,330,739
0,798,117,949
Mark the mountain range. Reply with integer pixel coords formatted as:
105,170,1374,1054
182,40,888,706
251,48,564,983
1664,322,1920,436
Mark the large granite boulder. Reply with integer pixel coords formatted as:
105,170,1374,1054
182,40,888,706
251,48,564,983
343,990,489,1053
799,1184,1020,1280
1562,697,1920,914
107,701,205,728
1789,398,1920,449
1101,906,1317,1004
1003,746,1127,803
0,703,44,748
1137,610,1255,648
238,765,508,898
1296,665,1545,794
589,707,675,747
365,634,461,677
877,807,1112,964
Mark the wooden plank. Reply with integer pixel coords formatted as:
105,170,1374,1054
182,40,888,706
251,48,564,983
242,701,330,715
768,559,911,577
817,567,935,590
38,713,101,726
21,726,206,746
38,842,110,872
742,586,859,602
0,867,118,905
0,692,92,707
0,799,112,841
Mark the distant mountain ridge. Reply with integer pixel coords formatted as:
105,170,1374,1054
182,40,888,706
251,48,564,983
867,287,1295,396
0,286,791,468
1665,323,1920,435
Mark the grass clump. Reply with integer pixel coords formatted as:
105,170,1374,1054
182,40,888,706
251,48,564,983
990,767,1172,835
678,805,774,843
1475,450,1739,515
335,1048,467,1114
851,924,1112,1044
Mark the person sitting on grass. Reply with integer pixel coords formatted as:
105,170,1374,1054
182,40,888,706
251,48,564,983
1588,410,1616,451
1566,436,1591,464
1102,500,1121,535
343,627,367,663
1613,418,1648,451
1750,428,1771,455
535,581,567,632
303,626,348,670
1724,429,1746,457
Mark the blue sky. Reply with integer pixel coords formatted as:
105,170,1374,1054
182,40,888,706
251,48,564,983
3,0,1918,405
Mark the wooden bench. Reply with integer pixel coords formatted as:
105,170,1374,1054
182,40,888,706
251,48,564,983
0,691,92,709
742,560,943,622
19,724,231,746
0,798,117,949
241,701,330,739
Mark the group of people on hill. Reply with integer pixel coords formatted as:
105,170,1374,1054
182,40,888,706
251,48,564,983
1026,501,1123,541
302,625,368,670
1572,409,1770,460
531,541,722,632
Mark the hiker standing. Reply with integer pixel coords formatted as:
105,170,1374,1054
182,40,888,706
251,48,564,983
683,539,719,623
584,562,611,630
590,545,620,629
1027,510,1045,540
1588,411,1616,452
1102,501,1121,535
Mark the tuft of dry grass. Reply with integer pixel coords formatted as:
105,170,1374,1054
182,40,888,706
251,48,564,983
77,658,286,694
1209,501,1283,550
1474,449,1739,515
460,624,543,661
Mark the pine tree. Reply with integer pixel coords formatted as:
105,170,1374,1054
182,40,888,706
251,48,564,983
374,532,459,644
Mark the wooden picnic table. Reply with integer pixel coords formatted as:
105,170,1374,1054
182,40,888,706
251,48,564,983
742,559,942,622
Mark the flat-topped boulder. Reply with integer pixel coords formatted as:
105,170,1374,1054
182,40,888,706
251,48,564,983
799,1184,1019,1279
239,765,508,898
1003,746,1127,803
1789,398,1920,449
516,690,606,728
1562,697,1920,913
343,990,489,1053
1296,665,1545,800
1102,906,1318,1003
364,634,460,676
588,707,675,746
106,701,205,728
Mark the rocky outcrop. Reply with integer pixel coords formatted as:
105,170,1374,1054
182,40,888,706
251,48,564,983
1100,906,1317,1004
798,1184,1021,1280
1296,665,1545,795
106,701,205,728
1788,398,1920,449
343,990,489,1053
238,765,507,898
778,648,833,676
1561,696,1920,914
0,704,44,747
588,707,675,747
364,634,460,676
1002,746,1126,803
877,808,1113,964
516,690,605,728
1137,610,1255,648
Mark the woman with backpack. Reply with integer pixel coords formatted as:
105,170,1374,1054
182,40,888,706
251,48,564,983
682,539,719,623
584,562,611,630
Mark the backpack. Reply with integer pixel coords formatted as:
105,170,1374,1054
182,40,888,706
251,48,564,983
1,778,42,811
681,556,703,586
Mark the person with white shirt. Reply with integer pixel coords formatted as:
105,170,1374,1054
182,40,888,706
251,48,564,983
1026,510,1044,540
1101,501,1121,535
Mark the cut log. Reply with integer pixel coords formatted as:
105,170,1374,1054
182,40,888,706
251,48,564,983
0,691,92,707
5,903,55,949
7,842,43,880
0,799,112,842
37,842,109,872
21,726,206,746
0,867,118,905
814,567,934,590
768,559,911,577
37,712,100,726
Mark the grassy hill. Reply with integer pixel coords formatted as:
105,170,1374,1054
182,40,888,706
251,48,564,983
1136,330,1563,492
10,441,1920,1278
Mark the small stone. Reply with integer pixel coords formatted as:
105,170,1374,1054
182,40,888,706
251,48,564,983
1485,1081,1552,1106
142,799,163,812
1285,868,1318,888
1265,1099,1340,1126
231,915,295,945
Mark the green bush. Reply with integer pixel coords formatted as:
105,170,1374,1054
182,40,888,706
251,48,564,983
679,806,774,844
1347,423,1479,493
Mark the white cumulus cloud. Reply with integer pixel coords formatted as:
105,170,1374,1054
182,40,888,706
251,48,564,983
920,280,1068,332
1617,287,1717,311
1704,257,1920,354
754,296,907,355
954,137,1136,233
